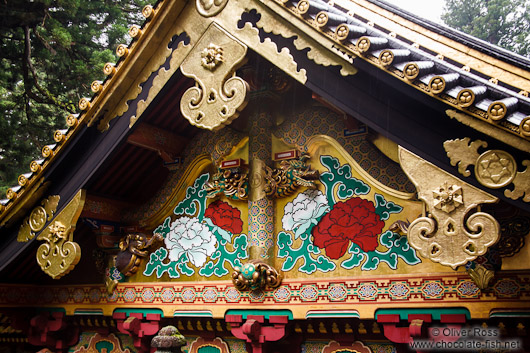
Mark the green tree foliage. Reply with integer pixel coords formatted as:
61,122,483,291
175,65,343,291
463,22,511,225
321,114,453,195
0,0,150,194
442,0,530,57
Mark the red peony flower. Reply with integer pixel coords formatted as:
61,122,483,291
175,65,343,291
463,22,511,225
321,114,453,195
204,200,243,234
312,198,384,259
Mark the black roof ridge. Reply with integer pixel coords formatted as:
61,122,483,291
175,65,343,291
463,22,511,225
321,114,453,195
364,0,530,71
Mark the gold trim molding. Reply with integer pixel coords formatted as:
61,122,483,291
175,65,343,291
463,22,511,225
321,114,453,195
36,190,86,279
399,147,500,269
444,137,530,202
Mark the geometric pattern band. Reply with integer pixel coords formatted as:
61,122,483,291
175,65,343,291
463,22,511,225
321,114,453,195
1,273,529,319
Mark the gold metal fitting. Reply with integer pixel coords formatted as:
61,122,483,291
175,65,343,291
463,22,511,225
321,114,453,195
315,12,329,28
296,0,310,15
54,130,66,143
403,63,419,80
142,5,155,18
6,188,17,200
30,160,42,173
429,76,446,94
116,44,129,58
103,63,116,76
129,25,142,38
379,50,394,66
79,97,91,111
91,80,103,93
42,145,54,158
18,174,29,186
487,101,507,121
489,78,499,85
519,90,529,97
457,89,475,108
519,116,530,137
356,36,371,53
66,114,79,127
335,24,349,41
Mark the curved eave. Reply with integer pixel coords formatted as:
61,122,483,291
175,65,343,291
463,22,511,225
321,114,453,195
0,0,187,225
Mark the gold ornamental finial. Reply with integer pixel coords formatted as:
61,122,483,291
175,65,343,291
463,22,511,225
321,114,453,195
116,44,129,58
91,80,103,93
129,25,142,38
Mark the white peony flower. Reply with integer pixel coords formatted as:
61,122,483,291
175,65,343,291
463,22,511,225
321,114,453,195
165,216,217,268
282,189,330,238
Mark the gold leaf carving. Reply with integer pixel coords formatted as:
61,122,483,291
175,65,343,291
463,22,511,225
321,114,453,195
505,160,530,202
467,264,494,290
180,23,249,130
249,3,356,77
36,190,85,279
17,195,60,242
236,22,307,83
475,150,517,189
400,147,500,269
443,137,486,177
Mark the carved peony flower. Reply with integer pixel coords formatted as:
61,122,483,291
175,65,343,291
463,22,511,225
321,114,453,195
312,198,384,259
165,217,217,268
282,189,330,238
204,200,243,235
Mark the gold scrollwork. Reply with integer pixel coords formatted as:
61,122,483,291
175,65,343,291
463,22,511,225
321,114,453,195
36,190,85,279
18,195,60,242
400,148,500,269
444,137,530,202
180,23,249,131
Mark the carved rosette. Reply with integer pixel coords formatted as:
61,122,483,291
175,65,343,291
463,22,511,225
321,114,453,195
232,260,282,291
399,148,500,269
180,23,249,131
35,190,85,279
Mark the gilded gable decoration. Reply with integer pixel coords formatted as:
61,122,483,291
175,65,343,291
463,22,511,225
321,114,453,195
180,23,249,131
444,137,530,202
399,148,500,269
36,190,85,279
18,195,60,242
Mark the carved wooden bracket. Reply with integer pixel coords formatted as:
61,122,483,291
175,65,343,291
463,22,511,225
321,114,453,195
27,312,79,352
225,315,289,353
377,313,467,353
127,123,188,163
113,312,161,353
399,148,500,269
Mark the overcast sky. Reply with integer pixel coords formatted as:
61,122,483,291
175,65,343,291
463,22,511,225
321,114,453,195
383,0,446,23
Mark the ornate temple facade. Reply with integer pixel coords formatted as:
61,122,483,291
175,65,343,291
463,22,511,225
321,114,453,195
1,0,530,352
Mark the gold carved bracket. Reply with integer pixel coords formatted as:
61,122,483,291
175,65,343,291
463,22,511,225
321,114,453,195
444,137,530,202
36,190,86,279
399,148,500,269
180,22,249,130
18,195,60,242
